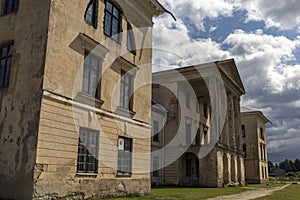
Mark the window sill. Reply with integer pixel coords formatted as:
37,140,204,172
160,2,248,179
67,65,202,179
76,173,98,177
116,173,132,178
74,92,104,108
115,106,136,118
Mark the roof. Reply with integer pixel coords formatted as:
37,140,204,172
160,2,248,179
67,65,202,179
152,0,177,20
153,59,245,95
241,107,271,124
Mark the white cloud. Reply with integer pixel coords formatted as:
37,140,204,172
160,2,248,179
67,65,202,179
159,0,235,31
153,17,230,71
223,29,300,93
234,0,300,30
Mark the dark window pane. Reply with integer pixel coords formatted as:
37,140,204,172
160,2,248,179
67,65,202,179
104,1,121,40
106,1,112,12
3,0,19,15
113,7,119,17
85,0,97,27
0,42,13,89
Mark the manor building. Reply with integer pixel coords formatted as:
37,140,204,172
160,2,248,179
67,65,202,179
241,107,270,183
0,0,165,199
151,59,246,187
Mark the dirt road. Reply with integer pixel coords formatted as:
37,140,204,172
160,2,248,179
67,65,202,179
207,184,290,200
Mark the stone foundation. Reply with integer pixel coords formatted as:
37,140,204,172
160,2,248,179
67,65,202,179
33,178,150,200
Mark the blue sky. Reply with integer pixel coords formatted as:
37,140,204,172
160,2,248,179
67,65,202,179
152,0,300,163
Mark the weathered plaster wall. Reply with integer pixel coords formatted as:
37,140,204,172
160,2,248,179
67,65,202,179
0,0,51,199
32,0,157,198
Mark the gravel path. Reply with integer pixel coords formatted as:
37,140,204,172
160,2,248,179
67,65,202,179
206,184,290,200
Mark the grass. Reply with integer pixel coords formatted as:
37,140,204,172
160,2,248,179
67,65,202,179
255,184,300,200
104,186,247,200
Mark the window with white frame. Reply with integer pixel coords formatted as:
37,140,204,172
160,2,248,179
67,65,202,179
77,128,99,174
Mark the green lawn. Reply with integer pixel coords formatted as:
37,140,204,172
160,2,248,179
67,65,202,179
255,184,300,200
104,187,247,200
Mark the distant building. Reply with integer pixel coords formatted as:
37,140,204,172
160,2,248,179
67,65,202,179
151,59,246,187
0,0,165,199
241,107,270,183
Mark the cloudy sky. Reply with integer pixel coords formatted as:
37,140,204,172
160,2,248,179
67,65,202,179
152,0,300,163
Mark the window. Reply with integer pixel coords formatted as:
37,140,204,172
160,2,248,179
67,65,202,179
77,128,99,174
260,143,264,160
85,0,98,28
82,52,101,98
265,167,267,179
152,156,159,177
186,158,192,177
117,137,132,176
260,127,264,140
104,0,121,42
120,70,133,110
127,23,136,54
203,130,208,145
196,99,200,113
185,123,191,145
195,129,200,145
186,94,190,109
243,144,247,157
204,102,208,118
153,120,159,142
262,166,265,179
0,42,13,89
242,125,246,138
2,0,19,15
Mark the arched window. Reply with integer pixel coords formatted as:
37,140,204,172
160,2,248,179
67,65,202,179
127,23,136,54
104,0,121,42
84,0,98,28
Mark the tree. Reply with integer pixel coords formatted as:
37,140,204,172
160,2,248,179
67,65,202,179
268,161,275,173
294,159,300,172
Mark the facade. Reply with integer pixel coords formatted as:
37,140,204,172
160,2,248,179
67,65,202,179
241,107,270,184
0,0,165,199
151,59,246,187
